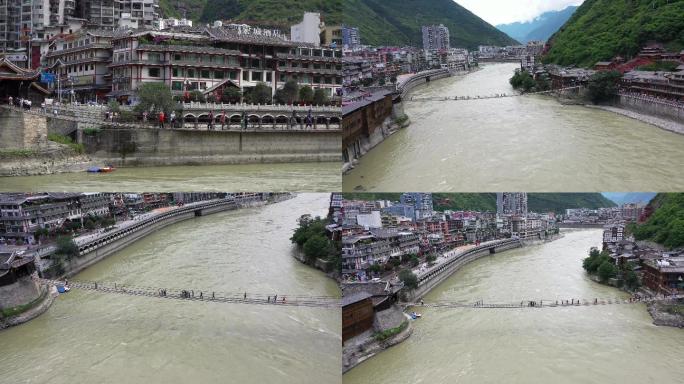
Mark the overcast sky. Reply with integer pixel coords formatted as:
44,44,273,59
456,0,584,25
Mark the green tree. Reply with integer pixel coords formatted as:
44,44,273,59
279,80,299,104
378,77,386,86
313,89,329,106
222,87,242,103
370,264,382,274
55,236,79,260
302,234,330,264
299,86,314,103
107,100,120,113
587,71,621,104
189,90,205,103
134,82,176,115
597,261,617,283
410,254,420,267
426,254,437,263
244,82,272,104
624,269,640,290
398,269,418,290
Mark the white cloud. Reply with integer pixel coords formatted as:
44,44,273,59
456,0,585,25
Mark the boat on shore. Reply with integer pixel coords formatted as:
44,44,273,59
87,166,116,173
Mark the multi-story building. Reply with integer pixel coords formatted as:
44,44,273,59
43,29,115,101
290,11,321,46
117,0,158,29
0,193,111,245
109,26,342,102
400,193,433,221
341,25,360,49
497,192,528,216
342,235,392,279
421,24,449,51
642,256,684,294
320,25,341,47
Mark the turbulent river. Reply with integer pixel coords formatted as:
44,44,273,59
0,162,341,192
0,194,341,384
343,229,684,384
343,63,684,192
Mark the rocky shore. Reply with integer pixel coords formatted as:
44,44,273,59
647,301,684,328
0,144,92,177
343,307,413,373
0,285,57,330
587,105,684,135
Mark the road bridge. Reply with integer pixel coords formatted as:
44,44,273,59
38,278,340,309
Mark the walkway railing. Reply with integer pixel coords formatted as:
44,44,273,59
38,278,340,308
0,105,340,132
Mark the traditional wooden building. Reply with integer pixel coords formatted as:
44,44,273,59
0,57,49,102
642,256,684,294
341,90,393,163
342,291,374,343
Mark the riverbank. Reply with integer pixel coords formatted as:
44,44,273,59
647,301,684,328
0,285,56,330
342,67,479,175
342,308,413,374
586,105,684,136
343,234,561,373
0,143,93,176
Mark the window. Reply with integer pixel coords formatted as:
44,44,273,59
243,71,249,81
149,67,160,77
200,82,207,90
172,81,183,90
174,53,182,61
172,68,178,77
228,71,237,80
214,71,224,79
187,69,195,78
201,70,210,79
252,72,261,81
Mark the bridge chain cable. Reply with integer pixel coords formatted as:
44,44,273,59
406,294,683,310
38,278,340,308
408,86,584,102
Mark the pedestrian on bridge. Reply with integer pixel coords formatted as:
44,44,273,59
244,292,247,300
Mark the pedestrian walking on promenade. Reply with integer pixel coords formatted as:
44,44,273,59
220,111,226,130
170,111,176,128
8,96,12,106
159,111,165,129
244,292,247,300
208,111,214,130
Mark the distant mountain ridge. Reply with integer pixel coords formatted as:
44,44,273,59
602,193,657,205
496,6,578,44
341,0,518,49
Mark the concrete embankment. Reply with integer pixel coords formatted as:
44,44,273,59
81,128,341,167
47,198,269,279
343,310,412,373
410,238,523,301
0,285,56,330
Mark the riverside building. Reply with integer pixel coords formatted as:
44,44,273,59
107,26,342,102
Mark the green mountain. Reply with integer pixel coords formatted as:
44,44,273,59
342,0,518,49
159,0,341,27
631,193,684,249
543,0,684,67
343,193,615,214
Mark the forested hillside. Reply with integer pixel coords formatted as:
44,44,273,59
544,0,684,67
631,193,684,249
341,0,518,48
159,0,341,27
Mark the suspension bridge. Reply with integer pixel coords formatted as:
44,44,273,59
38,278,340,309
407,86,584,103
404,294,684,310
